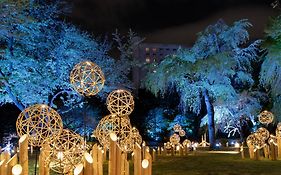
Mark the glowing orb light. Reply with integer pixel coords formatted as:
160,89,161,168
256,127,270,141
258,110,274,124
246,133,265,149
70,61,105,96
276,122,281,136
141,159,149,169
16,104,63,147
94,114,132,151
165,142,172,150
182,139,191,147
179,130,186,137
12,164,22,175
173,124,182,132
48,129,85,174
170,133,180,145
106,89,134,116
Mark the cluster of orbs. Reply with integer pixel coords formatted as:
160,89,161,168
246,127,269,150
16,104,85,174
94,89,142,152
246,111,281,152
16,61,106,174
164,124,189,150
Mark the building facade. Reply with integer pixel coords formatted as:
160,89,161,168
132,43,185,90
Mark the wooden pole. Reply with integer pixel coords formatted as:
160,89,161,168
6,154,18,175
142,152,152,175
248,145,254,159
109,133,117,175
240,145,245,159
115,145,122,175
97,146,103,175
133,144,142,175
92,144,98,175
0,159,7,175
19,134,28,175
152,149,156,161
277,135,281,159
269,142,277,161
263,145,269,159
84,152,93,175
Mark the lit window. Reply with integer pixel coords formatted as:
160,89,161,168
152,48,157,52
145,48,150,52
145,57,150,63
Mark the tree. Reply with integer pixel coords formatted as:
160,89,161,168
0,1,132,112
144,107,169,142
144,19,261,148
260,15,281,120
201,92,262,141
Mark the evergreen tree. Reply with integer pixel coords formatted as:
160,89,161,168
0,1,132,112
144,19,260,148
260,15,281,120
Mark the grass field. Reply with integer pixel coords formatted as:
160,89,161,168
153,153,281,175
28,152,281,175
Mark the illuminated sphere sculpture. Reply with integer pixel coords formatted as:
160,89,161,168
179,130,186,137
16,104,63,147
106,89,134,116
48,129,85,174
70,61,105,96
170,133,180,145
130,127,142,145
246,133,265,149
258,110,274,124
94,114,132,151
165,142,172,150
256,127,270,141
182,139,191,147
173,124,182,132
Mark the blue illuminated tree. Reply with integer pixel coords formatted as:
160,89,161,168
144,108,169,142
260,15,281,120
0,1,132,112
144,19,261,148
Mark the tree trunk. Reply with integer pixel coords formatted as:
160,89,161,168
202,89,215,149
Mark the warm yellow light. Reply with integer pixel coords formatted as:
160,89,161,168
19,134,27,144
84,152,93,164
74,163,83,175
141,159,149,169
57,151,64,160
110,132,118,141
12,164,22,175
234,142,240,148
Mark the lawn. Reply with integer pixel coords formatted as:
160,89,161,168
153,153,281,175
27,152,281,175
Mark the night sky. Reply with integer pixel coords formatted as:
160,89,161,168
68,0,278,45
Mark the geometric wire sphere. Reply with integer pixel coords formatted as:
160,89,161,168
170,133,180,145
16,104,63,147
70,61,105,97
258,110,274,125
182,139,191,147
179,130,186,137
106,89,134,116
256,127,270,141
48,129,85,174
173,124,182,132
94,114,132,152
246,133,266,149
